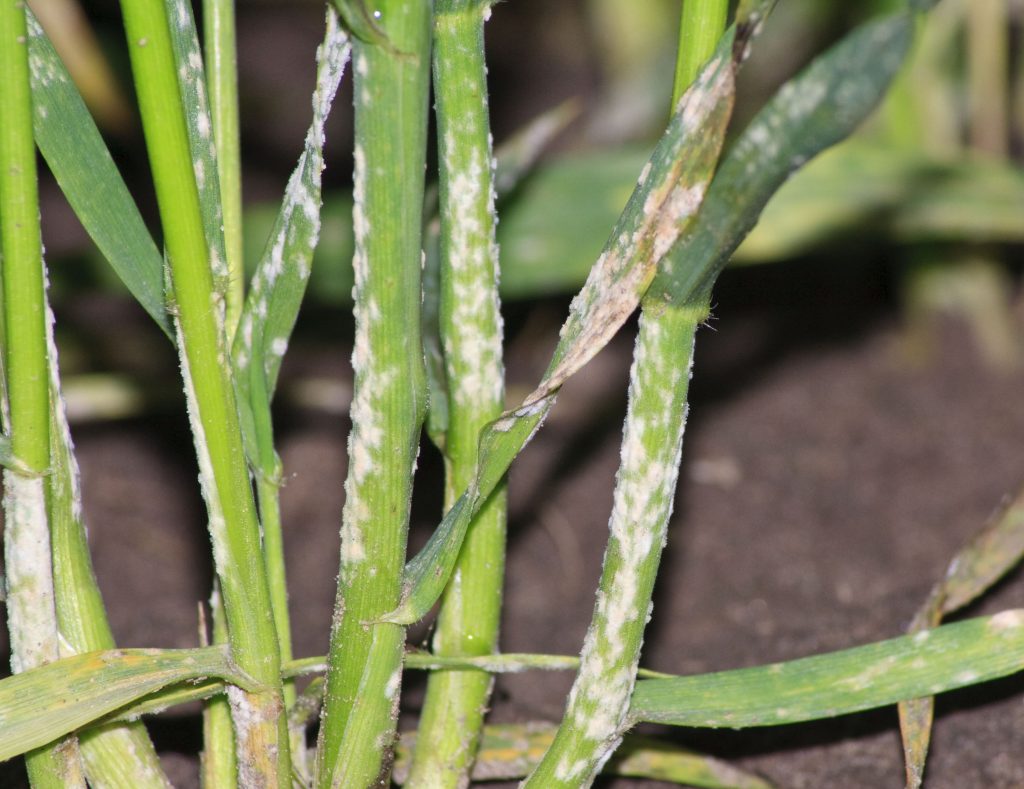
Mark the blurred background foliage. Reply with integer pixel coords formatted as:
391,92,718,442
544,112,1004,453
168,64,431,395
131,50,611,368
26,0,1024,414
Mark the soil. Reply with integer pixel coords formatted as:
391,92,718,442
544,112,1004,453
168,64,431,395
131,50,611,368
3,256,1024,788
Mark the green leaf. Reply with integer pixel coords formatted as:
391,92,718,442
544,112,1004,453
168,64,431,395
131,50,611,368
394,724,773,788
495,140,1024,296
381,28,739,626
498,147,647,298
734,143,1024,262
26,12,170,337
0,647,251,762
421,216,447,449
233,20,351,403
628,610,1024,727
492,98,581,197
166,0,229,293
648,9,914,305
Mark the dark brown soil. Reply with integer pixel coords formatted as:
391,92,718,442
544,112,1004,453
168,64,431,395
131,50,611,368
4,257,1024,788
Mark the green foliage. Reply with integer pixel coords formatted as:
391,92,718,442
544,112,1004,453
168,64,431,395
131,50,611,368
630,611,1024,727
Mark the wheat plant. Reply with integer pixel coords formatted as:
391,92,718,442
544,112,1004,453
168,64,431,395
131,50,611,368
2,0,1024,787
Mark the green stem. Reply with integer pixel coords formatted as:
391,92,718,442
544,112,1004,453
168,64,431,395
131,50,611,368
202,0,244,339
314,1,431,785
117,0,289,783
1,0,84,784
522,304,704,788
674,0,728,106
406,3,506,786
524,3,727,785
200,587,237,789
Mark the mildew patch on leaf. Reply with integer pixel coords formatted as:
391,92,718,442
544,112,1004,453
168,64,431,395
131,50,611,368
532,53,732,404
24,15,68,89
439,136,503,412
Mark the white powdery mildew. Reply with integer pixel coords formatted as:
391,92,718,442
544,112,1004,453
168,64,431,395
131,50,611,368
842,655,900,692
554,315,693,784
678,56,726,131
175,320,229,579
340,127,386,566
26,32,67,89
440,130,503,411
4,472,59,675
989,609,1024,633
384,665,402,702
45,305,85,523
270,336,289,359
226,684,280,786
175,0,190,28
650,182,706,260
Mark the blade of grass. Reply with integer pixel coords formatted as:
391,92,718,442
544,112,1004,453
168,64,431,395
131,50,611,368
2,1,85,783
27,0,133,132
648,9,915,307
26,11,170,337
397,725,772,788
0,646,251,763
91,607,1024,728
383,19,745,627
628,610,1024,727
202,0,244,339
117,0,291,781
233,9,350,402
523,2,728,783
898,482,1024,788
313,0,432,785
46,308,170,786
406,2,508,785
